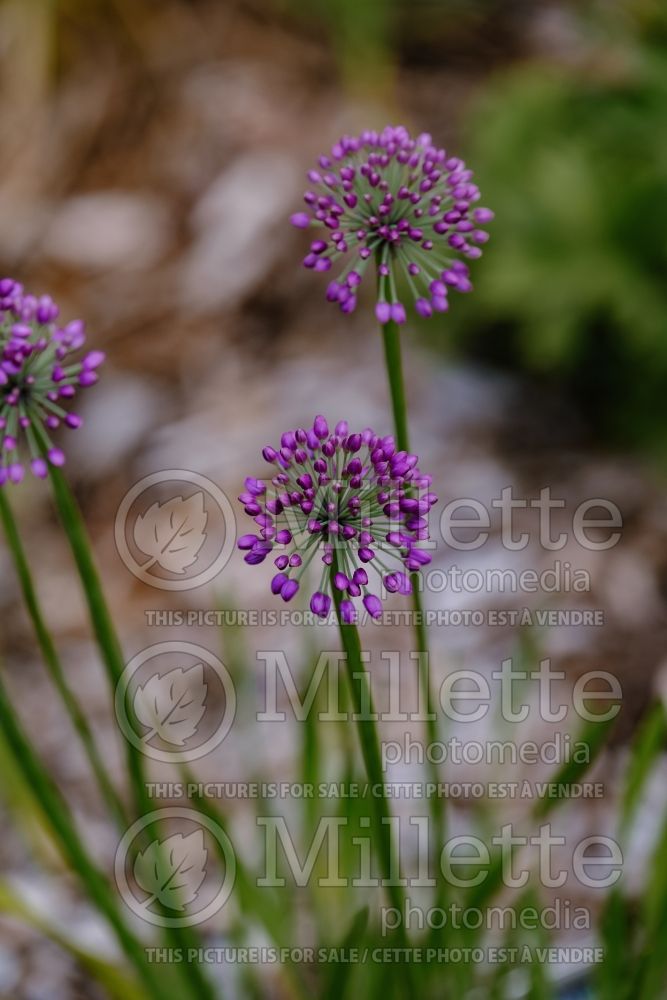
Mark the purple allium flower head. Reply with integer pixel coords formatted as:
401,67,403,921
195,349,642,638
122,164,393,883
290,126,493,322
0,279,103,482
237,415,437,620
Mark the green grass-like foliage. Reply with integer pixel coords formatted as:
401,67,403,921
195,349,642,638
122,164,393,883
435,37,667,451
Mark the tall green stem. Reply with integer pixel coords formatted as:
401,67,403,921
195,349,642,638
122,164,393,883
380,318,446,921
45,467,218,1000
0,489,128,829
47,465,150,820
381,318,410,451
330,552,413,986
380,320,436,721
0,668,169,1000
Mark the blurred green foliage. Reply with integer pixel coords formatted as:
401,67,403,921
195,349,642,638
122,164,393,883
443,35,667,452
277,0,397,96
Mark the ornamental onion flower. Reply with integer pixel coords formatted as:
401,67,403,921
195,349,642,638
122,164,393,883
0,279,104,483
237,415,437,622
290,125,493,323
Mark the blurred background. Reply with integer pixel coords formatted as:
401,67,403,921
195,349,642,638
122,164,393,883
1,0,667,997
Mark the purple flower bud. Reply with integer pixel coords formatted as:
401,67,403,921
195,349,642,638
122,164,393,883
375,302,391,323
389,571,412,594
340,600,357,623
290,212,310,228
83,350,105,370
363,594,382,619
474,207,494,223
244,476,265,496
271,573,289,594
313,414,329,439
31,457,48,479
334,572,349,591
281,578,300,601
407,548,432,567
310,591,331,618
245,550,267,565
238,534,260,550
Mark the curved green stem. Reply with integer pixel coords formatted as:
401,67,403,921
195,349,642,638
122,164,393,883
47,465,150,818
0,668,168,1000
0,488,128,829
45,466,218,1000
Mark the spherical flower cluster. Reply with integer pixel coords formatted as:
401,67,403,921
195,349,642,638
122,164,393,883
0,278,104,483
290,125,493,323
238,416,437,623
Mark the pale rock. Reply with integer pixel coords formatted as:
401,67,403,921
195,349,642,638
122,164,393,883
44,192,170,271
181,151,299,311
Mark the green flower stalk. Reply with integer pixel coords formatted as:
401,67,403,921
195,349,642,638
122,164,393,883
0,279,217,1000
290,125,493,916
0,487,128,828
